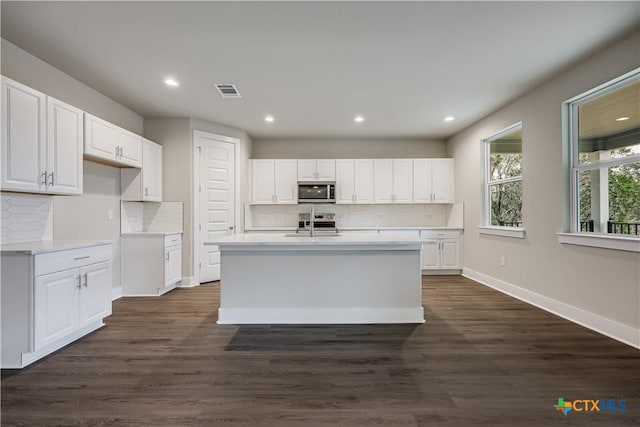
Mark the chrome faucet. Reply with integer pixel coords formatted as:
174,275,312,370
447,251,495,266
309,204,315,237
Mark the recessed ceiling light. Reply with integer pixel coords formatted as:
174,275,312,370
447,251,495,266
616,116,630,121
265,115,275,123
444,116,455,122
164,78,179,87
354,116,364,123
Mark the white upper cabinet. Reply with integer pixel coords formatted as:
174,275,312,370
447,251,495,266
117,129,143,168
374,159,413,204
1,77,82,195
297,159,335,181
251,159,298,204
84,113,142,168
121,139,163,202
336,159,374,204
142,139,162,201
47,97,83,195
413,158,454,203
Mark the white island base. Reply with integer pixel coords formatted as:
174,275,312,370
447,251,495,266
211,234,425,324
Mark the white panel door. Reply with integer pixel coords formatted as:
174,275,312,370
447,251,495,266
1,77,46,193
47,97,83,195
393,159,413,203
373,159,394,203
440,239,461,269
118,129,142,168
354,159,374,204
34,269,80,350
413,159,431,203
297,159,316,181
432,159,454,203
142,139,163,201
78,261,112,327
199,137,235,283
335,159,355,204
274,160,298,204
251,160,275,204
421,240,440,270
316,159,336,181
84,113,118,161
165,245,182,286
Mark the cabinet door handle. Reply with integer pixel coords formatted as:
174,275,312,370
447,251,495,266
83,273,88,287
49,172,54,186
41,171,48,186
74,255,90,261
166,252,170,261
145,187,149,196
77,275,82,290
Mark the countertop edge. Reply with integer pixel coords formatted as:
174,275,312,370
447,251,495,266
1,240,114,255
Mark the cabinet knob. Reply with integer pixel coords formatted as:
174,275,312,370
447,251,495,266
229,226,234,230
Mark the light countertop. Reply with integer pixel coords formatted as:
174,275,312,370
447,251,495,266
0,240,113,255
120,231,183,236
207,232,425,250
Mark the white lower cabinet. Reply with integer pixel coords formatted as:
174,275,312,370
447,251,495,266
420,230,462,272
1,242,113,369
122,233,182,296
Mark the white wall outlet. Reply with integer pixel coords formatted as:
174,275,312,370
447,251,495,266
107,209,114,220
500,256,506,267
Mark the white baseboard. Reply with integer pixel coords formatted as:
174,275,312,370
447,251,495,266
422,269,462,276
463,268,640,349
111,286,123,301
217,307,425,325
177,276,199,288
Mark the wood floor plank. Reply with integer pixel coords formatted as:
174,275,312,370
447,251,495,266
2,276,639,426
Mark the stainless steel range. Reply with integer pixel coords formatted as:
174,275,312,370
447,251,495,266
297,212,338,235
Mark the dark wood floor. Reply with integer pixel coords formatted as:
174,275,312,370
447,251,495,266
2,276,639,426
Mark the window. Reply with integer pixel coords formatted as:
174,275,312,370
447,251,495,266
479,122,524,238
560,69,640,252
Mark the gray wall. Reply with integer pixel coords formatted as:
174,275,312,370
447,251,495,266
1,39,143,134
53,162,123,290
448,30,640,332
2,39,144,292
252,138,446,159
144,118,252,283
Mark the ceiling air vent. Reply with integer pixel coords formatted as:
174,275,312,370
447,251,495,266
214,83,241,98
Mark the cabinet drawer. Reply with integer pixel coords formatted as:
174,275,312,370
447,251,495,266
164,234,182,247
34,244,112,276
420,230,461,240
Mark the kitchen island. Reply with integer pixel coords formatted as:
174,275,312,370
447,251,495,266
207,233,424,324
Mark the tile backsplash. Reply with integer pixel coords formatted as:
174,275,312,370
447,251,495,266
1,193,54,245
247,203,460,229
121,201,183,233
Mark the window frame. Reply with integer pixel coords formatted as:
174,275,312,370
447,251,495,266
559,68,640,252
479,121,525,239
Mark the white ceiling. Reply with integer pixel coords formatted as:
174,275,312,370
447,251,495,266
1,1,638,140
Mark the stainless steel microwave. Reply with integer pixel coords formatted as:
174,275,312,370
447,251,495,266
297,182,336,203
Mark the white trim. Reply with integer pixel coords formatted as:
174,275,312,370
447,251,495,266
217,307,425,325
478,226,525,239
557,232,640,252
111,286,123,301
177,276,200,287
463,267,640,349
192,130,241,285
481,121,524,229
564,69,640,234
